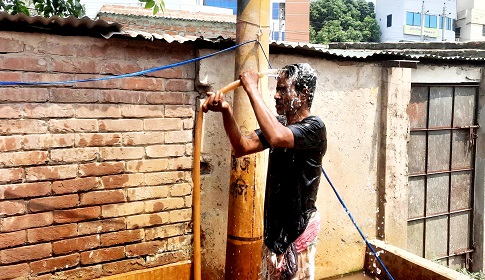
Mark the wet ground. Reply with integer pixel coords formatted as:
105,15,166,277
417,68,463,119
324,271,375,279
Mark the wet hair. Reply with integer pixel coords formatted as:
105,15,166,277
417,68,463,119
280,63,317,109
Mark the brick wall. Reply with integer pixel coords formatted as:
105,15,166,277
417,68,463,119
0,31,196,280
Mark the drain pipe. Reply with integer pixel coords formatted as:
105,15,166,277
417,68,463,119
224,3,270,278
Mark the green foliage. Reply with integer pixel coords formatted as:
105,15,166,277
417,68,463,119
457,268,485,280
310,0,380,44
0,0,85,17
139,0,165,15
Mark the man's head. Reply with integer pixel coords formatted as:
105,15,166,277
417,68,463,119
274,63,317,116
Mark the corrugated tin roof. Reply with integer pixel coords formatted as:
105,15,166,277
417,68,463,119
0,12,121,36
98,4,236,24
1,11,485,64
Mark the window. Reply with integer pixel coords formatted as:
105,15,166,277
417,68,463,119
425,14,437,28
272,2,285,20
387,14,392,27
205,0,237,14
406,12,421,26
447,18,453,30
455,27,461,37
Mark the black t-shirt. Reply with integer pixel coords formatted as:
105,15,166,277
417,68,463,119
255,115,327,254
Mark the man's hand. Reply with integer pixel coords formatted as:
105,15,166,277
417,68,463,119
201,91,230,113
239,71,260,96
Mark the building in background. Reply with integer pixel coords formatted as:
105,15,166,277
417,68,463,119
89,0,309,43
456,0,485,41
375,0,456,42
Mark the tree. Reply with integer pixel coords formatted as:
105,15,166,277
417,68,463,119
310,0,380,44
139,0,165,15
0,0,85,17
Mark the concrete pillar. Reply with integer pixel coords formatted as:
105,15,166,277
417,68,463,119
377,67,412,248
472,69,485,272
224,0,269,279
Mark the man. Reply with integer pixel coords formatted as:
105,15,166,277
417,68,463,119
202,63,327,280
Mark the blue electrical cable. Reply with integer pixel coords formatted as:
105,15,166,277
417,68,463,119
321,166,395,280
0,39,258,86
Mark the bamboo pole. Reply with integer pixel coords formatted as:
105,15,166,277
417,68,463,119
224,0,270,279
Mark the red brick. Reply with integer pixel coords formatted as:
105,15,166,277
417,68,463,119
0,37,24,52
0,263,29,279
126,240,165,257
168,157,193,170
101,201,144,218
25,165,77,182
183,119,193,129
0,200,26,216
166,235,192,251
0,119,48,135
52,57,96,73
99,147,145,160
99,61,143,76
0,88,48,102
126,159,169,173
0,71,21,83
100,229,144,247
75,104,121,118
74,74,120,89
49,88,100,103
23,72,74,84
0,168,23,184
146,144,185,158
122,132,164,146
53,235,99,255
101,258,145,276
101,174,144,189
30,253,80,274
0,151,48,167
144,250,189,267
80,246,125,265
126,213,169,229
0,230,27,249
78,217,125,235
144,223,186,240
23,134,75,150
0,104,22,119
165,79,194,92
0,182,50,200
80,190,125,206
29,194,79,212
164,130,192,144
0,55,48,71
99,119,143,132
169,209,192,223
52,177,100,195
120,77,163,91
0,136,22,151
164,105,194,118
1,212,53,232
76,133,121,147
143,67,184,79
0,243,51,264
126,185,170,202
101,90,147,104
79,162,124,177
120,105,164,118
24,103,74,118
144,171,185,186
146,92,190,105
27,224,77,243
144,118,183,131
145,197,185,212
170,183,192,197
50,147,98,163
49,119,98,133
54,206,101,224
54,265,103,279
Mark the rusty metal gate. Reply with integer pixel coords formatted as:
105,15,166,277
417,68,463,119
407,85,479,269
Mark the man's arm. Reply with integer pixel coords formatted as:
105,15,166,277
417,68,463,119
239,72,295,148
202,91,264,157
